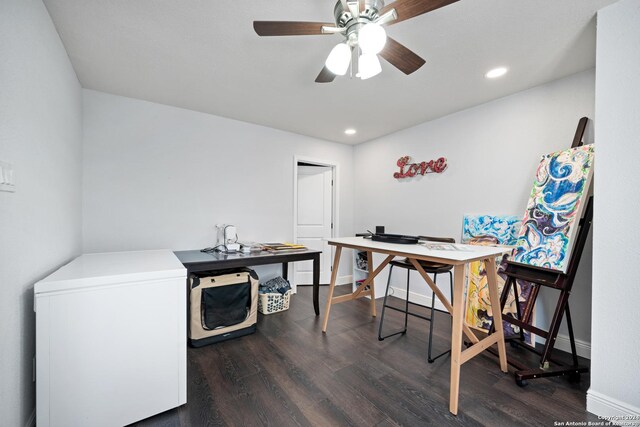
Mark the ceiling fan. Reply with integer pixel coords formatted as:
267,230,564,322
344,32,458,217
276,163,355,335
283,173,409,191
253,0,459,83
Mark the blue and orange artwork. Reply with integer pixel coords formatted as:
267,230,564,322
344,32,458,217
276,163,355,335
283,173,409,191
513,145,595,273
464,248,534,343
462,215,521,245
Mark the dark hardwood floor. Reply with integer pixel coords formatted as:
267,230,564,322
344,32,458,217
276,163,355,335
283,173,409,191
132,285,597,426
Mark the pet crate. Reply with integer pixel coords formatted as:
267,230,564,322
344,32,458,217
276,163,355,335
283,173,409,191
188,268,259,347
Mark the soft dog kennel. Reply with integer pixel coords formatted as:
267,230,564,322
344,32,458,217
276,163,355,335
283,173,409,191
188,268,258,347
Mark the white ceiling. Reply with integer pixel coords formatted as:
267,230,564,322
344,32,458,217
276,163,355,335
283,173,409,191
43,0,615,144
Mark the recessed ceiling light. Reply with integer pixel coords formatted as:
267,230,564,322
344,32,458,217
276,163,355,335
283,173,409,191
345,129,357,135
485,67,508,79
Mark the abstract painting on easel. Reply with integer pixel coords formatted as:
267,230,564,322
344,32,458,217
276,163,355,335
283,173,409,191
463,215,521,245
462,215,533,343
513,145,595,273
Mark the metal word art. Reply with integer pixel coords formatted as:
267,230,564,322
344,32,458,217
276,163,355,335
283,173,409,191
393,156,448,179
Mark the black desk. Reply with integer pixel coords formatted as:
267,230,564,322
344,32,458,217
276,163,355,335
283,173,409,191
174,249,322,315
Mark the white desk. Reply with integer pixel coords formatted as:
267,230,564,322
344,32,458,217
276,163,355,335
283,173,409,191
322,237,508,415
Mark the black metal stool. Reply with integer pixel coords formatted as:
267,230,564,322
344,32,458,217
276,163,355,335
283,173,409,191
377,236,455,363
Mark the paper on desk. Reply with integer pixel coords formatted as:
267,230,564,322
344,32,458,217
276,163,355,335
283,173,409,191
420,241,514,253
420,243,460,251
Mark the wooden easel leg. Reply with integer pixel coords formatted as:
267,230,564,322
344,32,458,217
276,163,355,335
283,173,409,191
565,304,580,366
512,279,526,343
540,287,570,365
449,264,466,415
367,251,377,317
485,258,508,372
322,247,343,333
522,283,539,325
489,275,513,336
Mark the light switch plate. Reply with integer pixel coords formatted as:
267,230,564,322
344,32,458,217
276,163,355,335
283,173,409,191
0,160,16,192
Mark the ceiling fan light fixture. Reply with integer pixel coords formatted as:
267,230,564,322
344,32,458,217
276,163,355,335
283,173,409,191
358,53,382,80
358,23,387,54
325,43,351,76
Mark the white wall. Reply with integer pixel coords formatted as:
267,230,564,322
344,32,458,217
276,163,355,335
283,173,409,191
354,69,595,355
82,90,355,282
0,1,83,426
588,0,640,418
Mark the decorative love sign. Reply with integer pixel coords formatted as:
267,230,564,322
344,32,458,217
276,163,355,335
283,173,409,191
394,156,448,179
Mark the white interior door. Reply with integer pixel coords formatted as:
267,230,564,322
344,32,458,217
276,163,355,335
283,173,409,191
295,165,333,285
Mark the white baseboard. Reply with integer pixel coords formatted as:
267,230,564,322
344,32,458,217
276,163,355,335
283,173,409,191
337,275,352,286
25,408,35,427
390,286,592,359
292,275,353,293
388,286,448,312
587,389,640,422
549,334,591,359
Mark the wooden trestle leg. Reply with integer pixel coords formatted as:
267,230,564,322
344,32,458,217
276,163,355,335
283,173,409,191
322,247,342,333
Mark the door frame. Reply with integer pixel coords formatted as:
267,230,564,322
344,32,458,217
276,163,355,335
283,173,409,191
292,155,339,290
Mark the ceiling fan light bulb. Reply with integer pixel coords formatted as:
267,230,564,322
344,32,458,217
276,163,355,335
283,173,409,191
358,23,386,54
358,53,382,80
325,43,351,76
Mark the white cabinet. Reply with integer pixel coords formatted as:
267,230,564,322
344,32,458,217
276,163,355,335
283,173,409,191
352,249,391,299
35,250,187,427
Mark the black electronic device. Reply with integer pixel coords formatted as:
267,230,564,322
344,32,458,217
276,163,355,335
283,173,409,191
356,232,373,238
371,233,419,245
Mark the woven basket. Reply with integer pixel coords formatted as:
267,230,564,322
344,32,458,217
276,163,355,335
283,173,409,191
258,290,292,315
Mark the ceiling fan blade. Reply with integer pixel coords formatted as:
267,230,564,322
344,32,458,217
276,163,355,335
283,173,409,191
315,66,336,83
379,37,426,75
380,0,459,26
253,21,335,36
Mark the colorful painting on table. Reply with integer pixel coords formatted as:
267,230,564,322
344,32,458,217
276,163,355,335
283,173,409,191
462,215,521,246
513,145,595,273
463,236,534,343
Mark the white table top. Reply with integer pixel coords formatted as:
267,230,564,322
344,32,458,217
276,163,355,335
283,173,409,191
326,237,510,264
35,249,187,294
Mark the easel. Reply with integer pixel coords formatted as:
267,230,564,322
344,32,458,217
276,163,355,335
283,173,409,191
487,117,592,386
